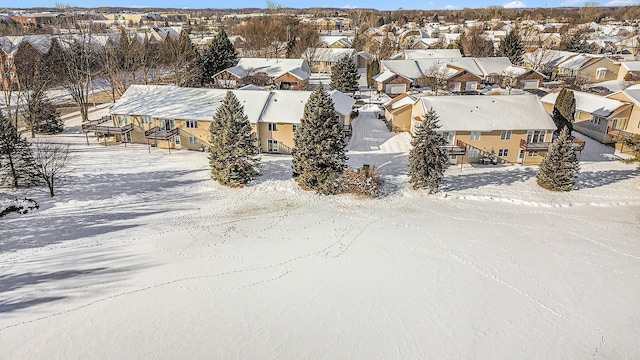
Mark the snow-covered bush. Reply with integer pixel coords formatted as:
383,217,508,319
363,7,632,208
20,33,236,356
338,166,382,198
0,197,39,217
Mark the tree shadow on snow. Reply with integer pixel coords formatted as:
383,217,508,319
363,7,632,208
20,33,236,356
251,156,294,185
441,167,538,192
0,251,149,313
1,169,207,252
577,169,640,189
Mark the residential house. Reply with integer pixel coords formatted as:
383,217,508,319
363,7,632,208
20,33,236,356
617,61,640,81
86,85,354,154
304,48,356,73
319,36,352,48
605,84,640,156
0,34,54,90
541,89,632,143
212,58,310,90
374,57,539,95
390,95,573,165
555,54,620,83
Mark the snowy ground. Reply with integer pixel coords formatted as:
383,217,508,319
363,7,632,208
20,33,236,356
1,107,639,359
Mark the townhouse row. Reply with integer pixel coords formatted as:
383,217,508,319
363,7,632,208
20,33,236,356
82,85,356,154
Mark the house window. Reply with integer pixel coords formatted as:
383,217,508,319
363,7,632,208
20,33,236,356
268,123,278,132
528,151,539,156
440,131,455,145
470,131,481,141
468,148,479,158
498,149,509,157
590,116,602,125
116,115,131,126
527,130,546,143
596,68,607,80
268,139,279,152
189,136,198,145
141,115,152,124
186,120,198,129
500,130,512,140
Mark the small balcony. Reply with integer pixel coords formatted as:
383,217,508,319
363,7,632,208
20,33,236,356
145,126,179,140
520,137,585,152
440,139,467,156
607,126,635,139
82,116,133,135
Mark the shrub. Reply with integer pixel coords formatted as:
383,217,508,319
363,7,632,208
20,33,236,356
338,165,383,198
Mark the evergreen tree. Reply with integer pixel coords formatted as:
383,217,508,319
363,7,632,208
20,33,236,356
553,88,576,134
292,85,347,194
366,58,380,89
209,91,260,186
0,115,39,188
408,107,449,193
330,56,359,94
537,126,580,191
563,34,590,53
496,30,524,65
200,28,238,86
28,91,64,135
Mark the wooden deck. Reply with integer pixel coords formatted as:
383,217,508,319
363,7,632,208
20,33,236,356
520,137,585,152
440,139,467,156
608,127,635,139
145,126,179,140
82,116,133,135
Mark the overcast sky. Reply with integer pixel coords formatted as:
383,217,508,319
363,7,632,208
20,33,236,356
20,0,639,11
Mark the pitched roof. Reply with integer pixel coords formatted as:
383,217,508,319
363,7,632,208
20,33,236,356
557,53,604,71
220,58,310,80
418,95,555,132
109,85,351,125
305,48,356,62
541,90,629,118
608,84,640,107
401,49,463,59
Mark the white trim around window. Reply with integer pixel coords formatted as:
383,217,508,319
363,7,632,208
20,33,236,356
186,120,198,129
500,130,512,140
470,131,481,141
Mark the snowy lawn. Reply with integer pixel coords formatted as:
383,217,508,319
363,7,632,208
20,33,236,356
1,107,639,359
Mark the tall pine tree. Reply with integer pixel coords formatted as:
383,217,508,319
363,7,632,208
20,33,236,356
366,57,380,89
563,34,590,53
497,30,524,65
553,88,576,134
537,126,580,191
0,115,39,188
28,91,64,135
201,28,238,86
330,56,359,94
209,91,260,187
292,85,347,194
408,107,449,193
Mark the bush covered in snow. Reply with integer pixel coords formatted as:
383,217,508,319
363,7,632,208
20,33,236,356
337,166,383,198
0,197,39,217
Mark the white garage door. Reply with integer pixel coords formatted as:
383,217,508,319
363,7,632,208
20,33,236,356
386,84,407,94
522,79,539,89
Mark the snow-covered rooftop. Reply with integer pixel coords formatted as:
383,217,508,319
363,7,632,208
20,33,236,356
305,48,356,62
621,61,640,72
109,85,351,124
329,90,356,116
402,49,463,59
557,53,603,71
228,58,310,80
419,95,555,132
541,90,630,118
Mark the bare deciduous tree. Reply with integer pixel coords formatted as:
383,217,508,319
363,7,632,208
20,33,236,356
32,140,72,197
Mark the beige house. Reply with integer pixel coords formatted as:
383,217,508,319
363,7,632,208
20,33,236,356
83,85,354,154
304,48,356,73
212,58,310,90
555,54,620,83
385,94,575,165
541,89,632,143
606,84,640,156
617,61,640,81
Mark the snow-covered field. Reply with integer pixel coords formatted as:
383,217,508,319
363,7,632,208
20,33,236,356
1,107,639,359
